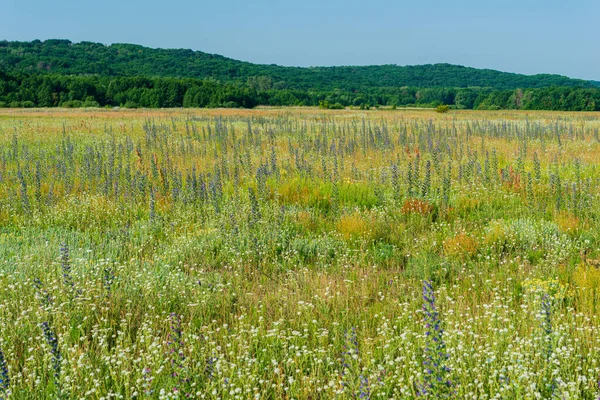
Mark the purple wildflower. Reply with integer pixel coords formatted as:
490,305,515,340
205,356,217,381
340,327,359,391
417,280,453,398
33,278,53,308
541,294,553,360
41,322,61,389
0,343,9,394
168,313,189,396
358,375,371,399
60,243,81,298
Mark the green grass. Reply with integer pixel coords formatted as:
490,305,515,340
0,108,599,398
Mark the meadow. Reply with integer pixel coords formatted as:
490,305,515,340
1,107,600,399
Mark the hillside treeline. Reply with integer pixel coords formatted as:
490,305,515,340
1,70,599,110
1,39,598,91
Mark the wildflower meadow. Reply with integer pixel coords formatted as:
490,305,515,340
1,107,600,399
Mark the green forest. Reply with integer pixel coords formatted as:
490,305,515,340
1,39,600,110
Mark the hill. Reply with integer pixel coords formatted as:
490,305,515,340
1,39,598,91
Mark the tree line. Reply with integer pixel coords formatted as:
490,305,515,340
1,70,599,111
1,39,598,91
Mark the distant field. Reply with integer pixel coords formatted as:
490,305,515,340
1,108,600,398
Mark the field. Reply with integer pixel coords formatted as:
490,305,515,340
1,107,600,399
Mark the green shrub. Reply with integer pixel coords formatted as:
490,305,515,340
61,100,83,108
83,100,100,108
436,104,450,113
122,101,139,109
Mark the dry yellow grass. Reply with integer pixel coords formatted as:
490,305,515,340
573,263,600,290
443,232,478,258
337,212,370,240
555,212,581,233
402,198,434,215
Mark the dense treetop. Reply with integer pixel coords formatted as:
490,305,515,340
1,39,599,111
1,69,599,111
1,39,598,91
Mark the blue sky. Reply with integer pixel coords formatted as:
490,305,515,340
2,0,598,80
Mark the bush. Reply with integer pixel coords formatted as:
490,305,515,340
222,101,240,108
122,101,139,109
83,96,100,108
436,104,450,113
318,100,344,110
353,97,366,107
61,100,83,108
83,100,100,108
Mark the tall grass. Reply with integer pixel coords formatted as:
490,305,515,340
0,108,599,398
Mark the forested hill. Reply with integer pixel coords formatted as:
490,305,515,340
1,39,598,90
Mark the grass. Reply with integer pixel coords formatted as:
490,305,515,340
0,107,599,398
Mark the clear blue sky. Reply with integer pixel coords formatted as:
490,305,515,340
2,0,598,80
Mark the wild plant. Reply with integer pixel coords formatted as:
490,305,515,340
417,280,453,398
